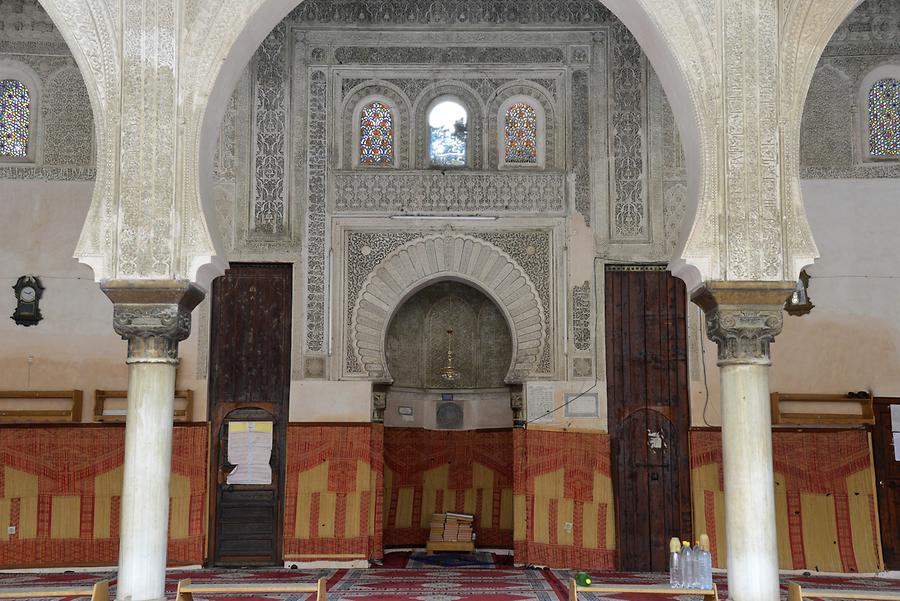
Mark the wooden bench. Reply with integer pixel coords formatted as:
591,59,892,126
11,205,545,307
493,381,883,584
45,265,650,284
0,389,83,423
0,579,108,600
176,577,328,601
788,582,900,601
569,579,718,601
94,388,193,422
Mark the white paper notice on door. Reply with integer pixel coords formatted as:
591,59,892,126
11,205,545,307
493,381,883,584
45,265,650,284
891,404,900,432
227,421,273,485
894,432,900,462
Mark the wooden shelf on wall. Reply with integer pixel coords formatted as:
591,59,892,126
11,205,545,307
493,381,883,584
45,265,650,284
0,390,83,423
770,392,874,426
93,389,193,422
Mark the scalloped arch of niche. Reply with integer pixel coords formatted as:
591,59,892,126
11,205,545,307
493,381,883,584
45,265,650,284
351,234,547,383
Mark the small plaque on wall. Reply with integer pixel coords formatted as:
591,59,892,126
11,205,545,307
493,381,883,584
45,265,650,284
526,382,555,423
564,392,599,418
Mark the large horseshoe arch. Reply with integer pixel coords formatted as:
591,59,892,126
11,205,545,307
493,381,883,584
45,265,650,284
350,234,548,383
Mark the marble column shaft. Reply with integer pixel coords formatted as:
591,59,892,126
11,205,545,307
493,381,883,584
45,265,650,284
102,280,204,601
693,281,795,601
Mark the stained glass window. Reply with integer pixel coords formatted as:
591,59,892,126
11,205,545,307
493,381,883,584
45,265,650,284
869,78,900,157
505,102,538,164
429,100,467,167
0,79,30,158
359,101,394,165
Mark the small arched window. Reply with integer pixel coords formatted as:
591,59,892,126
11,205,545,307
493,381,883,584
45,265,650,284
0,79,30,158
359,100,395,165
504,102,538,164
868,78,900,158
428,99,467,167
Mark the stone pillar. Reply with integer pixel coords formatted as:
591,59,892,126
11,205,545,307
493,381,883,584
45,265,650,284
692,282,794,601
101,281,204,601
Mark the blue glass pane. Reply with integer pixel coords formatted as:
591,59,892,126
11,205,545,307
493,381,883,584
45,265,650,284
360,101,394,165
869,78,900,157
505,102,537,164
0,79,30,158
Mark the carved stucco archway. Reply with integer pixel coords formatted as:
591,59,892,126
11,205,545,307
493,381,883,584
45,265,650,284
350,234,546,384
34,0,869,286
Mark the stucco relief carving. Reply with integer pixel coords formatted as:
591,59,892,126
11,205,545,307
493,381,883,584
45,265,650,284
114,0,178,279
251,22,288,236
571,69,591,225
305,70,328,352
350,234,547,383
42,67,93,166
289,0,614,26
572,281,592,352
800,64,853,168
334,46,566,65
333,171,566,214
611,23,647,241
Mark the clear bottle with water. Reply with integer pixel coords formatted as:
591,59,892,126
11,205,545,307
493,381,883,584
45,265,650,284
697,534,713,589
668,537,682,588
679,540,694,588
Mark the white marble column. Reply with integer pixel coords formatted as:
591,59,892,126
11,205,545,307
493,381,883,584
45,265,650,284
102,281,203,601
693,282,794,601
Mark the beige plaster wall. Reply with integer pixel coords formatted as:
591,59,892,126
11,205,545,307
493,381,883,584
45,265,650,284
0,179,206,421
691,178,900,426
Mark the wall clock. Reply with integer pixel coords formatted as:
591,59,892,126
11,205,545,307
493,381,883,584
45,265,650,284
11,275,43,326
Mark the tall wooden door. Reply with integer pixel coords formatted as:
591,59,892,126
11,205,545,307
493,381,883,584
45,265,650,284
605,267,692,572
207,263,292,566
873,397,900,569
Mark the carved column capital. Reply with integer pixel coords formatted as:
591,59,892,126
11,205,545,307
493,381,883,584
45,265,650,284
692,281,795,366
372,390,387,424
101,280,205,364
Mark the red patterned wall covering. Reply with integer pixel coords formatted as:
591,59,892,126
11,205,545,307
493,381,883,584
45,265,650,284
513,428,616,570
383,428,514,548
690,430,882,573
283,424,383,560
0,425,208,568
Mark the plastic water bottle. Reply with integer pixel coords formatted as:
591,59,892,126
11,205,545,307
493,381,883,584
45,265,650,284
680,540,694,588
697,534,713,589
668,537,682,588
691,541,703,587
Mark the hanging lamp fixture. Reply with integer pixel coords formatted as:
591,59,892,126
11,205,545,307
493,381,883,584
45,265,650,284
439,329,462,383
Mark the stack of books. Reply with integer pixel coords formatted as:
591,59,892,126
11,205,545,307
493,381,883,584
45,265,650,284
429,512,475,542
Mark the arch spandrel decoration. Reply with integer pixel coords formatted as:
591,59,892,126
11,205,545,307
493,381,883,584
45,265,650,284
351,234,547,384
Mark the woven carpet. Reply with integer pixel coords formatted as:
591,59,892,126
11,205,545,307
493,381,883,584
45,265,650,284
549,570,900,601
405,552,497,569
0,568,897,600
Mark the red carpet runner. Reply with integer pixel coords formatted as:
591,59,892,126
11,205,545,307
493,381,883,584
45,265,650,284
0,568,898,600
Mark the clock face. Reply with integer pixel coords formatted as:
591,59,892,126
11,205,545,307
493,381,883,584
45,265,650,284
20,286,36,302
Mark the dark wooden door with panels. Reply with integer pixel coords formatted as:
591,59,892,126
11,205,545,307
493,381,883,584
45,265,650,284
207,263,293,567
872,397,900,570
604,265,692,572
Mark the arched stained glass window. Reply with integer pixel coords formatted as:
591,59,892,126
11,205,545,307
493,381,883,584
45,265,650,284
429,100,467,167
0,79,30,158
505,102,538,164
869,78,900,157
359,101,394,165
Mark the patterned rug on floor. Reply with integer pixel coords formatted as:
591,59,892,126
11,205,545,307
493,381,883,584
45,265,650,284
549,570,900,601
405,551,497,569
328,568,562,600
0,568,897,600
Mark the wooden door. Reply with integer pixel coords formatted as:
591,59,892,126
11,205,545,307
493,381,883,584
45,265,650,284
605,267,692,572
207,263,292,566
873,398,900,570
